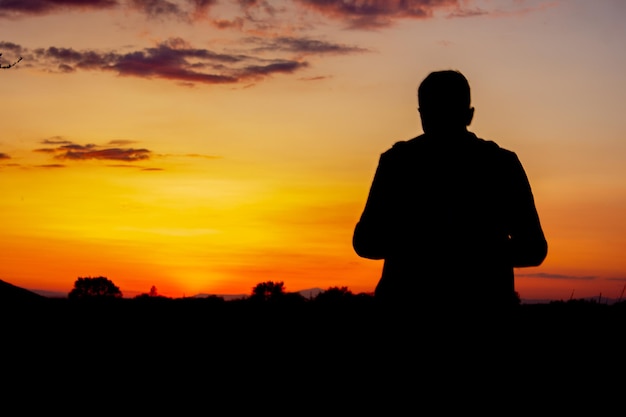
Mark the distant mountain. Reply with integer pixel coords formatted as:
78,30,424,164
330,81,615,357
296,287,323,299
30,289,68,298
0,279,46,303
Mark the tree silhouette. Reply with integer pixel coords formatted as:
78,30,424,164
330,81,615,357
68,276,123,300
250,281,285,302
149,285,158,297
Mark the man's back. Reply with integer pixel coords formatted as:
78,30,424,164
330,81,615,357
353,131,547,308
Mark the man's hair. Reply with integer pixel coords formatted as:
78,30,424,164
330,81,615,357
418,70,471,111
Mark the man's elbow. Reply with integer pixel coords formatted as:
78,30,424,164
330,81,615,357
514,238,548,267
352,223,386,260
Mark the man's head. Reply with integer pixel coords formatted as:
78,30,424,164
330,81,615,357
418,70,474,134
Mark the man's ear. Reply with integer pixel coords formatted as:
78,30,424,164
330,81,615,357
465,107,475,126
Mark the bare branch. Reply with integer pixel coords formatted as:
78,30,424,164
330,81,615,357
0,54,23,69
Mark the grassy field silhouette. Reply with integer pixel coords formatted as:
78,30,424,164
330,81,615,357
2,278,624,409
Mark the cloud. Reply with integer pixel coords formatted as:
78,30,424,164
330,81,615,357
446,6,487,18
293,0,458,29
13,36,362,85
0,41,25,67
0,0,119,17
0,41,25,61
20,38,312,85
517,272,597,281
41,136,73,145
239,59,307,79
0,0,224,21
107,139,138,146
0,152,11,160
106,163,162,170
0,41,24,54
36,164,66,168
299,75,330,81
35,140,151,162
0,0,557,28
248,36,370,55
183,153,221,159
446,1,558,19
62,147,151,161
128,0,185,18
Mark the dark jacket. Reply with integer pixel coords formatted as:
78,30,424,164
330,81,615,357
353,131,547,307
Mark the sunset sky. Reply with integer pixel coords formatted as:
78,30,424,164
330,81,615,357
1,0,625,301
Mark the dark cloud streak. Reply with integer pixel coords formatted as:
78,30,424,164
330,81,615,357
58,147,151,161
0,0,119,17
249,36,370,55
36,140,151,162
36,164,66,168
0,0,554,29
0,0,218,20
518,272,597,281
42,137,73,145
14,37,337,85
108,139,137,145
294,0,458,29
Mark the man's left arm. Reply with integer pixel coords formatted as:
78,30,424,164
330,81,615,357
507,153,548,267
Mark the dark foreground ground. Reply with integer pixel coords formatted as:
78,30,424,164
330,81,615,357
2,296,625,410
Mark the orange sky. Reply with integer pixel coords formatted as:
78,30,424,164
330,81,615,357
1,0,626,301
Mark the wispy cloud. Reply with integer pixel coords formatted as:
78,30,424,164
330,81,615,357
35,139,151,162
32,137,223,169
293,0,458,29
14,37,322,85
1,1,554,86
41,136,73,145
518,272,597,281
0,0,214,20
182,153,221,159
107,139,138,146
299,75,330,81
35,164,66,169
248,36,370,55
106,163,163,170
0,0,118,18
447,1,558,19
294,0,557,28
63,147,151,161
0,0,557,26
0,152,11,160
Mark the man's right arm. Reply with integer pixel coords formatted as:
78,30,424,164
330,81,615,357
353,153,393,260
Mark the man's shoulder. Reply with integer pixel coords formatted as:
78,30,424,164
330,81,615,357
385,133,511,150
469,133,519,159
377,137,415,161
384,135,424,154
381,132,518,161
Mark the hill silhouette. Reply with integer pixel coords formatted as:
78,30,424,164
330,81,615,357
0,279,45,303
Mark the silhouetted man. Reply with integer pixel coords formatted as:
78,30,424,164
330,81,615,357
353,70,547,310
